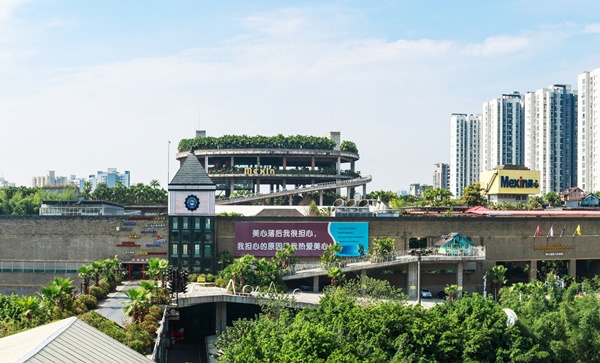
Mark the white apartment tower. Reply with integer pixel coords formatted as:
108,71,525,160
523,84,577,194
578,69,600,192
433,163,450,190
481,92,524,172
450,113,481,198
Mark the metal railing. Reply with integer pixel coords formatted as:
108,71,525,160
216,175,372,205
283,246,486,276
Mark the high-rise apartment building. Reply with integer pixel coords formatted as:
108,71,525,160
481,92,524,172
0,177,15,188
433,163,450,190
523,84,577,194
450,113,481,198
578,69,600,192
88,168,130,190
31,170,69,188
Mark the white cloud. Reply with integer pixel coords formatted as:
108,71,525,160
0,0,27,23
584,23,600,33
465,35,531,57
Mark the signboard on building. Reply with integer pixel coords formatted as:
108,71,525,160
480,167,541,195
234,222,368,257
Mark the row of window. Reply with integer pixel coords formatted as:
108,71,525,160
0,261,84,273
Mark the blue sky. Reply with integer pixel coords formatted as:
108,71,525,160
1,0,600,193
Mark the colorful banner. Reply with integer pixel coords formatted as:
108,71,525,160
234,222,369,257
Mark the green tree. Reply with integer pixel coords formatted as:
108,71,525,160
327,267,345,288
78,264,94,295
320,242,343,267
489,265,507,299
146,258,168,287
461,182,487,207
544,191,561,207
369,237,396,262
39,277,74,313
423,188,453,207
123,287,151,323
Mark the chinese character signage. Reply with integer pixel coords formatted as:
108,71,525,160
234,222,368,257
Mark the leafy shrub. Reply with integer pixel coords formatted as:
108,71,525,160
215,277,227,288
206,273,215,282
77,294,98,310
99,281,111,294
89,286,106,300
197,274,207,283
188,273,198,283
148,305,164,321
72,299,88,315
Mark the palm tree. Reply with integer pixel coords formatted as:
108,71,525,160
90,260,104,286
78,264,94,294
123,287,150,323
39,277,74,312
149,179,160,189
146,258,169,286
327,267,345,288
15,296,41,323
489,265,507,299
444,284,459,301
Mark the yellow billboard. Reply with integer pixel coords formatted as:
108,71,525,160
480,168,540,195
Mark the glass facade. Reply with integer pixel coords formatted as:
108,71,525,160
169,215,215,273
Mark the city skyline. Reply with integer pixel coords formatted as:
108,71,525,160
1,1,600,192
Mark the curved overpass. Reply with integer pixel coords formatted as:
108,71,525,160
216,175,372,205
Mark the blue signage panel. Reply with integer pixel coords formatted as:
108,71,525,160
328,222,369,257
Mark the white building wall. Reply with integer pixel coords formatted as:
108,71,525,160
579,69,600,193
481,92,524,172
524,85,577,194
450,113,481,198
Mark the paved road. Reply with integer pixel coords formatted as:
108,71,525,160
95,280,140,326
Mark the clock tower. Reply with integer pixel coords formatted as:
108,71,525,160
168,149,216,273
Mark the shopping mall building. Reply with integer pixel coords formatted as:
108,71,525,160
2,134,600,298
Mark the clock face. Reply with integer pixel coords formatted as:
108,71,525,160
184,195,200,211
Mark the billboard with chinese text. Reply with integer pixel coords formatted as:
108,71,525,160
234,222,368,257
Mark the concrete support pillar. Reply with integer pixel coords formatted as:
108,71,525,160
319,190,323,206
283,157,287,170
408,261,418,299
230,156,234,168
313,276,319,292
337,157,341,175
229,178,234,196
362,184,366,199
457,261,464,297
215,302,227,335
568,259,577,279
529,260,537,281
204,156,208,169
311,157,315,170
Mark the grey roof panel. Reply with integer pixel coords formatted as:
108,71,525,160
169,151,216,188
0,317,153,363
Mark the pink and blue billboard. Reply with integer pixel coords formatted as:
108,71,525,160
234,222,369,257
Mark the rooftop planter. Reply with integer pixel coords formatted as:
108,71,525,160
178,134,359,154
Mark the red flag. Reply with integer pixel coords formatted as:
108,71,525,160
534,225,540,237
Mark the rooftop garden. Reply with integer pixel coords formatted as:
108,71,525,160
178,134,358,153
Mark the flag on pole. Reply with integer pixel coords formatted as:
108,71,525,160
560,225,566,237
547,225,554,237
575,225,581,236
534,225,541,237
